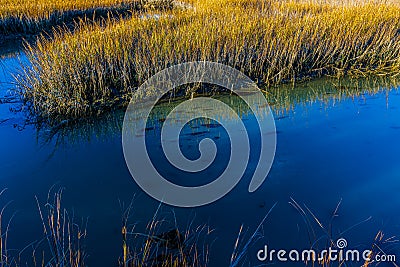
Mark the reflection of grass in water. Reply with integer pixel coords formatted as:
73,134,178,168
18,0,400,120
267,76,400,116
33,76,400,146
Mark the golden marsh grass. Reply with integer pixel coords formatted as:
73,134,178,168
0,0,135,34
0,0,176,34
0,0,132,19
17,0,400,120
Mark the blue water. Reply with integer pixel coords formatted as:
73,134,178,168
1,55,399,266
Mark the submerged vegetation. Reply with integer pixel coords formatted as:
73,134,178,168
16,0,400,121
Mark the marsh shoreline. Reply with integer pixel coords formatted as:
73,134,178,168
10,0,399,123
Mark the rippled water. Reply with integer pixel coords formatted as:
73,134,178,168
1,54,399,266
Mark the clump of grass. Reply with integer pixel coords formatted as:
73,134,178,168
17,0,400,121
230,202,277,267
0,0,180,34
33,188,88,267
289,198,399,267
140,0,175,10
1,188,212,267
0,189,15,267
365,231,399,266
119,202,210,267
0,0,136,34
0,188,85,267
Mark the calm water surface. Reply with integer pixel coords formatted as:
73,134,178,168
1,54,399,266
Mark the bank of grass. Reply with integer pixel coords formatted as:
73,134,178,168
0,0,130,34
0,0,176,34
120,203,210,267
17,0,400,121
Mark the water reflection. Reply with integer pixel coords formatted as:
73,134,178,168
1,58,400,266
38,76,400,146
